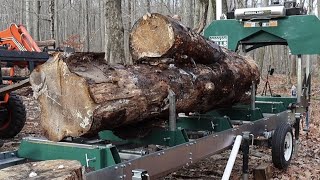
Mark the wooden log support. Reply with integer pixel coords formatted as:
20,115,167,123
253,163,272,180
30,52,259,141
130,13,224,64
0,160,83,180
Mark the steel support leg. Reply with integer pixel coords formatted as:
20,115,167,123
251,81,256,110
242,132,250,180
169,89,176,131
297,55,302,103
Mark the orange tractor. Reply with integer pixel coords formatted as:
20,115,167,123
0,24,49,138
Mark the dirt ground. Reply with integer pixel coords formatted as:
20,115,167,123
1,74,319,179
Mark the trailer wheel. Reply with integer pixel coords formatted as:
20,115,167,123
272,122,294,169
0,94,26,138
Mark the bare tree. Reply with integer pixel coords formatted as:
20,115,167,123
49,0,55,40
84,0,90,51
193,0,209,33
33,0,41,40
25,0,31,31
54,0,59,47
105,0,126,64
184,0,194,27
146,0,151,12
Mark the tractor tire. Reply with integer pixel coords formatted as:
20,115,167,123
0,94,26,138
272,122,294,169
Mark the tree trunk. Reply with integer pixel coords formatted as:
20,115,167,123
49,0,55,40
0,160,83,180
183,0,193,27
206,0,215,26
100,0,105,52
105,0,125,64
193,0,209,34
25,0,31,32
30,50,259,141
33,0,41,41
54,0,59,47
146,0,151,12
130,13,224,64
194,1,201,27
84,0,90,52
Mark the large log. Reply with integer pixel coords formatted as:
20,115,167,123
30,52,259,141
130,13,224,64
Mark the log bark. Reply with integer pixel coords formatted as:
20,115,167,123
30,52,259,141
130,13,224,64
0,160,83,180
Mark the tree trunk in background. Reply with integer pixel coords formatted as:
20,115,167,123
146,0,151,12
184,0,193,27
290,55,297,77
49,0,54,40
194,1,200,28
257,47,265,75
100,0,105,52
284,47,292,84
84,0,90,51
105,0,125,64
20,0,24,25
123,0,132,64
222,0,229,14
33,0,41,41
25,0,31,32
54,0,59,47
207,0,215,25
193,0,209,33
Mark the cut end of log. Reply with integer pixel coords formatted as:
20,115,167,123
0,160,83,180
30,54,97,141
130,13,175,60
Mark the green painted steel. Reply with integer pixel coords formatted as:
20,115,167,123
204,15,320,55
215,107,264,121
255,101,286,113
256,96,297,108
177,114,232,132
176,107,263,132
99,129,189,147
17,139,121,170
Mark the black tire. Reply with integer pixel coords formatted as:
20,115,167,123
0,94,26,138
272,122,294,169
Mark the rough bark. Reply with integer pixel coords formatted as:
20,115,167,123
30,51,259,141
0,160,83,180
130,13,224,64
105,0,125,64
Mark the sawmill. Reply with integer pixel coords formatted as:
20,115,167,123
0,0,318,179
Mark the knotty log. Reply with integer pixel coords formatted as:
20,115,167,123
0,160,83,180
30,52,259,141
130,13,224,64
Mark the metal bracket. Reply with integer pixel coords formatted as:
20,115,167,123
85,153,96,167
132,169,150,180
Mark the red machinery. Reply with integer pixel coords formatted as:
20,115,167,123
0,24,49,138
